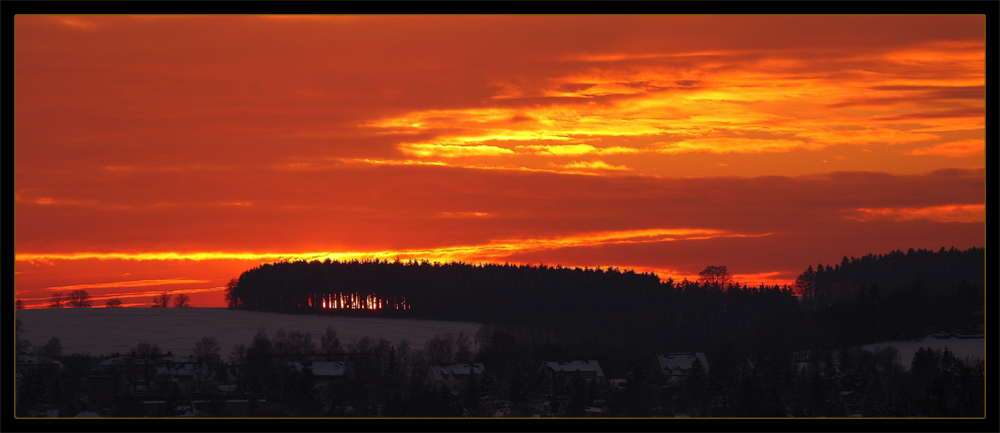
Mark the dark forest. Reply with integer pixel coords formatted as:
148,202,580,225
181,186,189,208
226,247,984,375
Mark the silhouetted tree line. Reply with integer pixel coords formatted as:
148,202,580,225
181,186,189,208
225,247,983,368
226,259,666,340
794,247,983,310
794,247,984,347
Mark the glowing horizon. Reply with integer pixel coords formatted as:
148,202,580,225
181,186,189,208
16,15,984,308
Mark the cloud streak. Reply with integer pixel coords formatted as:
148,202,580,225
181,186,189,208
846,204,985,223
43,278,211,292
16,227,741,266
910,139,985,158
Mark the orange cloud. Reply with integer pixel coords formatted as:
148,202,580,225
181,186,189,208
55,16,101,30
43,278,211,292
626,266,795,287
846,204,984,223
15,195,98,207
102,164,231,172
883,40,986,68
795,128,941,146
438,212,491,218
358,36,982,170
730,271,797,287
18,285,223,305
349,159,608,176
911,139,984,158
355,158,449,167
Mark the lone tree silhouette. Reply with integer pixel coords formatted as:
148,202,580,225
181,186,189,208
151,292,171,308
698,265,734,289
48,292,64,309
105,298,123,308
68,290,93,308
173,293,192,308
224,278,240,309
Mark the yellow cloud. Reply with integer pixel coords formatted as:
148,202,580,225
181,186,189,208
659,138,814,154
516,144,599,156
369,40,982,168
599,146,644,155
560,160,633,171
16,228,761,266
353,158,450,167
401,143,516,158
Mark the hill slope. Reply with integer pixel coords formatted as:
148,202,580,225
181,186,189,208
15,308,480,357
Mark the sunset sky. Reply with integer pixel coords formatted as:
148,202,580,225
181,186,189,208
15,15,985,308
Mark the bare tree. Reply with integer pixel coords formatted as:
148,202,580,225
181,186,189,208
15,299,25,310
424,333,457,365
173,293,192,308
105,298,123,308
17,318,32,356
68,290,93,308
48,292,64,309
228,343,247,387
273,329,314,355
320,326,342,355
455,332,473,363
130,341,162,358
151,292,171,308
38,337,63,358
193,336,222,365
228,343,247,365
224,278,240,309
698,265,734,289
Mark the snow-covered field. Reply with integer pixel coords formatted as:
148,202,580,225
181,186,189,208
17,308,985,369
16,308,481,357
861,336,985,370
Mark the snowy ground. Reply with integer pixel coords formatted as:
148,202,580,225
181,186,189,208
861,336,985,370
17,308,985,368
16,308,481,358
